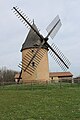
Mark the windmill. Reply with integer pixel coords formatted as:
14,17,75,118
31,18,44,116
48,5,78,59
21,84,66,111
12,6,71,83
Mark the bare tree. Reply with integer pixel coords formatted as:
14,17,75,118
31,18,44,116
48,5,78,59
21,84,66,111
0,67,18,84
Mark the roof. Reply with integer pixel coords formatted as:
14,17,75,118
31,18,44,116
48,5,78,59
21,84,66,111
74,76,80,79
49,72,73,77
21,23,48,51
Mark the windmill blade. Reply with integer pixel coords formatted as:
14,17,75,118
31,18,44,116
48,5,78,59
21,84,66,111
49,50,67,71
17,70,22,83
12,7,32,29
46,15,62,39
46,42,70,70
51,43,71,66
12,6,44,41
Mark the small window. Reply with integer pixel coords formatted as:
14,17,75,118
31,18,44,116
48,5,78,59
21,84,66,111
32,49,34,53
32,62,35,67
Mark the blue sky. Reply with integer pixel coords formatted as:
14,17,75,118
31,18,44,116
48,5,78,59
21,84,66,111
0,0,80,77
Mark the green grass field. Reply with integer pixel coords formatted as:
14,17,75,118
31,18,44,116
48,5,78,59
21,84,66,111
0,83,80,120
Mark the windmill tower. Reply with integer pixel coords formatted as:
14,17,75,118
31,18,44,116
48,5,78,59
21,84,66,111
21,22,49,82
12,6,71,83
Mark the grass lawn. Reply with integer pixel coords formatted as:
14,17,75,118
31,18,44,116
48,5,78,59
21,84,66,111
0,83,80,120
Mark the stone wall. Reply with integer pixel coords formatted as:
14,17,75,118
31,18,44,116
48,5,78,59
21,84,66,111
22,48,49,83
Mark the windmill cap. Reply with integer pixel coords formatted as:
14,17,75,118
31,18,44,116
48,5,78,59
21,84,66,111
21,23,48,52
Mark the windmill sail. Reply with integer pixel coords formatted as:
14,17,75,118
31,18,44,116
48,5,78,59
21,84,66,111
46,15,62,39
48,42,71,71
12,7,44,41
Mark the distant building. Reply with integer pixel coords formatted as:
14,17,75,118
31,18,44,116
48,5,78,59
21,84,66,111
15,72,73,84
73,76,80,83
49,72,73,83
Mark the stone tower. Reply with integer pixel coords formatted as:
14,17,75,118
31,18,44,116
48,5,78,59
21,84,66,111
21,23,49,83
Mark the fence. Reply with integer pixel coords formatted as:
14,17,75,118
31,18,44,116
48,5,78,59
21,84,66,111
0,81,80,90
